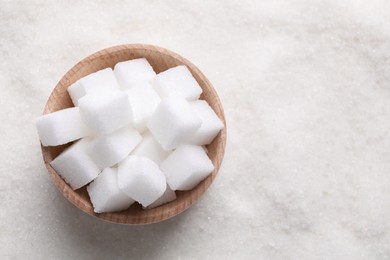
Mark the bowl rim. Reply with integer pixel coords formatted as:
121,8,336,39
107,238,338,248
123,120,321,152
41,43,227,225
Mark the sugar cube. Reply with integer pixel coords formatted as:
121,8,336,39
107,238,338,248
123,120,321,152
189,100,224,145
87,167,135,213
114,58,156,89
124,82,161,133
118,156,166,207
144,185,176,209
153,65,202,100
36,107,93,146
147,98,201,150
50,138,100,190
131,131,171,165
160,145,214,190
79,91,132,135
68,68,120,106
87,127,142,170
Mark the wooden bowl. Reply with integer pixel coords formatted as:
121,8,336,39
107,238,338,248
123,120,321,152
41,44,227,225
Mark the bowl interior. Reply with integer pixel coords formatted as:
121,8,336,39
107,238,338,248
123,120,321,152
41,44,226,225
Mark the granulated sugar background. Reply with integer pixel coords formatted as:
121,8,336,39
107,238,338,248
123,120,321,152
1,1,390,259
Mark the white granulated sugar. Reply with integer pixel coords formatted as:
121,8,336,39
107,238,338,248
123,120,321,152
4,1,390,259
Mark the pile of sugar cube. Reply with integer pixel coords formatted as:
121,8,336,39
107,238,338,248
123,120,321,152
36,58,223,213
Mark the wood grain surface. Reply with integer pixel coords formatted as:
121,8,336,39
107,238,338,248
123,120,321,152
41,44,227,225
